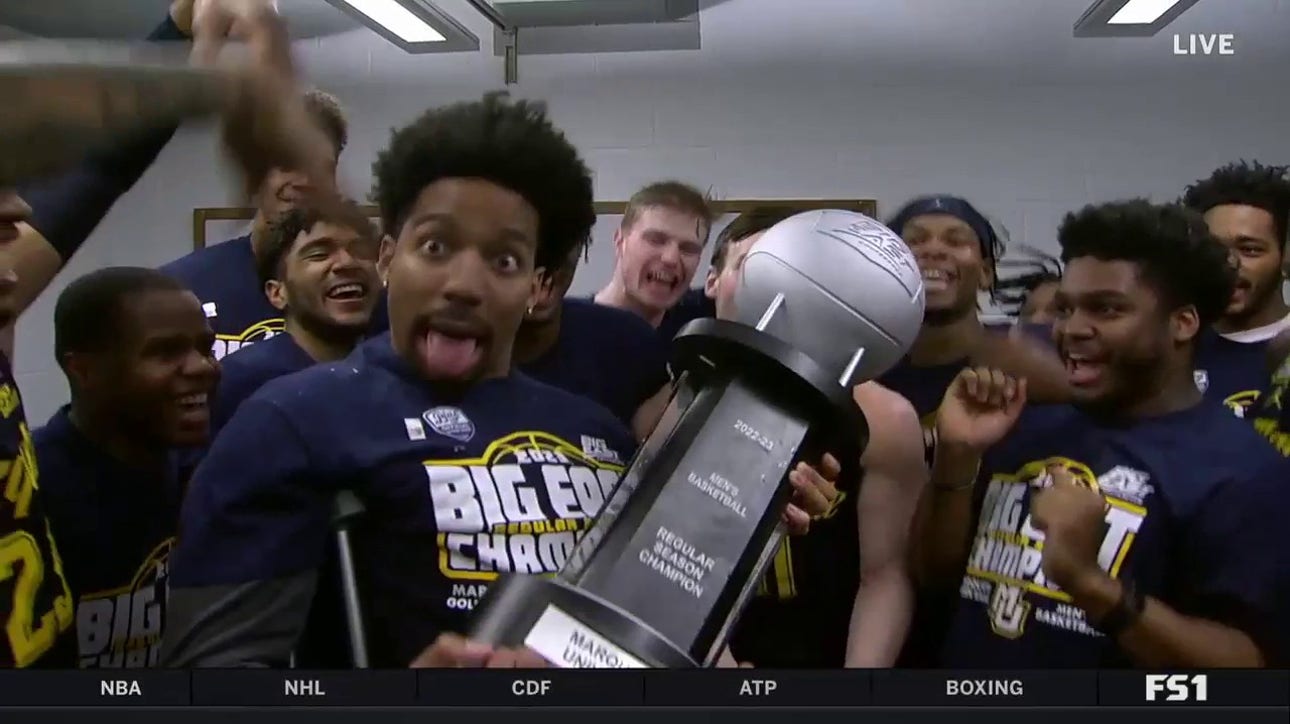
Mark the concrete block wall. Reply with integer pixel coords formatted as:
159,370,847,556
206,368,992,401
12,69,1286,423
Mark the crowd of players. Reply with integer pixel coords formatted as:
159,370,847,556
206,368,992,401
2,0,1290,672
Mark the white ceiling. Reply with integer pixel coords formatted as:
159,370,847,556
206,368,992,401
1,0,1286,84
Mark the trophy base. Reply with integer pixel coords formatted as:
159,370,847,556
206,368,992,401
469,574,697,668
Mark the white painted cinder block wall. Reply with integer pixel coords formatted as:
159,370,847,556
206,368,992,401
12,72,1287,423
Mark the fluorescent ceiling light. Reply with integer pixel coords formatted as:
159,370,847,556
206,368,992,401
1073,0,1201,37
1108,0,1186,24
336,0,445,42
325,0,479,53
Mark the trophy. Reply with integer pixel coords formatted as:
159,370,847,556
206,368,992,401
470,210,926,667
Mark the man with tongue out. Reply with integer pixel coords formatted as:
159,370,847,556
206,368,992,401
163,94,839,669
915,200,1287,668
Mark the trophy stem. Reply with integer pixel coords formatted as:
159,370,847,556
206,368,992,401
469,320,867,667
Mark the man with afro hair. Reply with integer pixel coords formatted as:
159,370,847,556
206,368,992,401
1183,160,1290,417
163,93,836,669
916,199,1287,667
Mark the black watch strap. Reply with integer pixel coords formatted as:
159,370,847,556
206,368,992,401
1095,578,1145,637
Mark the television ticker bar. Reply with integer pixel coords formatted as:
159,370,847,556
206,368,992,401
0,669,1286,708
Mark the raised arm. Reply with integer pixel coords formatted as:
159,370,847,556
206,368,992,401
0,0,344,354
1,2,195,356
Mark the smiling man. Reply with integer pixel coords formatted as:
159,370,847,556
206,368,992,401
162,94,658,667
915,200,1286,668
1182,161,1290,418
160,89,350,362
593,181,716,347
36,267,220,668
209,201,380,435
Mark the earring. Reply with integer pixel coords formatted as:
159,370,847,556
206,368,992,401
526,305,535,316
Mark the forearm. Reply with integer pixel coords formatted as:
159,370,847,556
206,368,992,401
1071,575,1265,668
631,383,672,442
15,15,192,263
845,570,915,667
911,442,982,586
969,332,1070,404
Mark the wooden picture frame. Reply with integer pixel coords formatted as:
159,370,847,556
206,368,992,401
192,199,878,249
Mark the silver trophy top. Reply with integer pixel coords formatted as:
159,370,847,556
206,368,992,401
733,209,925,388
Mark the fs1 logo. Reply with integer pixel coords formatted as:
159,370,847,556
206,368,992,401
1145,674,1208,702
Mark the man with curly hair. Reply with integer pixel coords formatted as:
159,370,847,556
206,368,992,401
1182,161,1290,417
162,94,837,668
209,200,381,436
916,199,1287,667
160,88,351,362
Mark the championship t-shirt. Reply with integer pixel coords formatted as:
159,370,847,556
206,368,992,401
0,354,76,668
521,298,670,426
165,334,636,667
942,399,1284,667
1192,324,1288,418
879,321,1052,667
33,407,185,668
210,333,316,438
160,235,283,361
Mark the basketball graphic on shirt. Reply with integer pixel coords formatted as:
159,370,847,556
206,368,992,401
213,318,286,360
964,457,1147,640
75,538,173,668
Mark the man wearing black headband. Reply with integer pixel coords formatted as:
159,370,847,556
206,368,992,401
878,195,1068,667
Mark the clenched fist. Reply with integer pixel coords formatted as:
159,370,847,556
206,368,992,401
935,366,1027,452
1030,465,1110,595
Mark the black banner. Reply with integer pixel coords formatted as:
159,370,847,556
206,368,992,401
0,670,1285,708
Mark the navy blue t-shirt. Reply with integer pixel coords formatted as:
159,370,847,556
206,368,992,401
0,355,76,668
942,399,1284,667
211,333,316,437
33,407,185,668
657,288,715,352
166,334,637,667
521,298,669,426
160,235,284,361
1193,328,1270,418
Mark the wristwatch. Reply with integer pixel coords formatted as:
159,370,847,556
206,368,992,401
1095,578,1145,637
